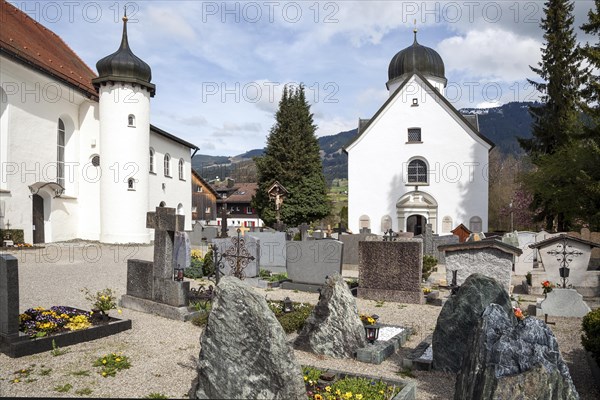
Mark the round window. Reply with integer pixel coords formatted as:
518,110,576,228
91,155,100,167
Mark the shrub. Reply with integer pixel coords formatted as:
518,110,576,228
582,308,600,364
268,272,288,282
268,301,313,334
191,312,209,327
422,255,438,280
0,229,25,244
526,272,532,286
184,258,203,279
202,249,215,277
259,268,272,279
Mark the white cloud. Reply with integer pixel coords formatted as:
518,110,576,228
438,28,541,82
476,101,501,109
146,7,196,41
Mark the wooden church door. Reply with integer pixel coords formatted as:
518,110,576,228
32,194,45,244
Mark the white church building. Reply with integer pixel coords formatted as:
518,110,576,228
345,31,494,235
0,2,197,244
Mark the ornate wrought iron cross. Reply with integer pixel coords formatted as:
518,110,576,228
546,236,583,288
222,228,255,280
383,229,395,242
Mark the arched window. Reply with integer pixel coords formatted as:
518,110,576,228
127,178,135,190
359,215,371,230
164,154,171,177
442,216,453,233
159,201,166,207
407,159,427,184
57,119,65,187
177,203,184,215
178,158,185,180
128,114,135,127
469,216,482,232
149,148,155,173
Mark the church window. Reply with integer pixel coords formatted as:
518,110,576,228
442,216,453,233
469,216,482,232
164,154,171,177
149,148,155,173
57,118,65,187
178,158,185,180
177,203,184,215
128,114,135,127
407,159,427,183
408,128,421,142
159,201,166,207
359,215,371,229
91,155,100,167
127,178,135,190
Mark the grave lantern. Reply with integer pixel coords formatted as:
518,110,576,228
364,323,380,344
174,266,184,282
283,297,293,313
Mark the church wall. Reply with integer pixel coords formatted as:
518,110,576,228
76,101,101,240
348,76,489,235
149,133,193,232
0,56,90,243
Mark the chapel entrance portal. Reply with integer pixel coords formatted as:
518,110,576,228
407,215,426,235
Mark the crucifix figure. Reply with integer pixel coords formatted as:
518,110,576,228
546,236,583,288
268,181,289,227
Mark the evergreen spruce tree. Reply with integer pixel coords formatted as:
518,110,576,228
519,0,583,231
252,85,330,227
581,0,600,138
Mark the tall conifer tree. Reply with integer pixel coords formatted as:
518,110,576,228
253,85,330,226
519,0,583,231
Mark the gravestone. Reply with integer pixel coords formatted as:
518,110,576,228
0,255,19,342
294,273,366,358
212,233,260,278
248,231,286,270
121,207,199,321
189,223,219,246
340,232,378,266
191,277,306,399
281,240,343,292
174,231,191,271
432,274,513,373
454,304,579,400
514,231,537,275
418,224,458,263
439,240,522,292
540,288,591,317
298,223,310,242
357,239,423,304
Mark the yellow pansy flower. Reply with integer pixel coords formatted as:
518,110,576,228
102,359,107,364
325,386,331,392
344,392,353,399
355,395,363,400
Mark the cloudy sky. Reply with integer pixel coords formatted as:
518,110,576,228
21,1,599,155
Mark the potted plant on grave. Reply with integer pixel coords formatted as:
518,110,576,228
541,280,554,297
82,288,119,321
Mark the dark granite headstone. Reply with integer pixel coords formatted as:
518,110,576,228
0,255,19,340
358,239,424,304
126,259,153,300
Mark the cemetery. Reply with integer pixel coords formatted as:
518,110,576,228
1,221,600,399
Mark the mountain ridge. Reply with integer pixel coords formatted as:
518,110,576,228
193,101,535,183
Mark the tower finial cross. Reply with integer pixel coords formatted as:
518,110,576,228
123,5,128,22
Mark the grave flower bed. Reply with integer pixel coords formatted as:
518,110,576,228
19,306,92,338
302,366,406,400
268,300,314,333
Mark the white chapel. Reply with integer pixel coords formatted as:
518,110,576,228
345,30,494,235
0,2,197,244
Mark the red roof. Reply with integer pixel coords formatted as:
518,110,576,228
0,0,98,98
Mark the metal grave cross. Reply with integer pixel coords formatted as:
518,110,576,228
546,236,583,288
222,228,255,280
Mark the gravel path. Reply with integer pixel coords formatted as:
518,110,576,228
1,242,599,399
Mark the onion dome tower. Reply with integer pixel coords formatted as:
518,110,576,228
386,29,447,95
92,10,153,243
